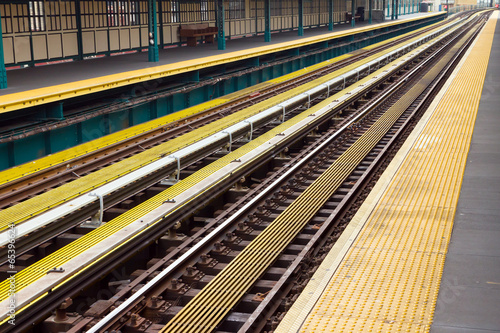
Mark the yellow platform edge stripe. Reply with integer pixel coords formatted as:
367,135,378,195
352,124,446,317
277,10,497,333
0,13,445,114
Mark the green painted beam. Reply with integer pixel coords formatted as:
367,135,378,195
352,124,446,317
46,102,64,120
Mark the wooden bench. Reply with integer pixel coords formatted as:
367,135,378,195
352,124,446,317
345,12,362,22
179,23,218,47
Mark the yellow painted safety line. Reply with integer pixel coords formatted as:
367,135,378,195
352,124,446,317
0,17,450,188
0,20,451,232
281,10,496,333
0,13,444,114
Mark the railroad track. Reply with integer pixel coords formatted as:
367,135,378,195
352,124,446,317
0,15,467,265
156,14,489,333
0,10,490,332
0,15,463,211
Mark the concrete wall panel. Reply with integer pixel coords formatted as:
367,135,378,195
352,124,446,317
48,34,63,59
82,31,96,54
32,35,48,60
2,37,14,64
63,32,78,56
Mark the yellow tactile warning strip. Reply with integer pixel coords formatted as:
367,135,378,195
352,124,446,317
0,14,444,114
0,18,455,232
277,10,498,333
0,17,452,188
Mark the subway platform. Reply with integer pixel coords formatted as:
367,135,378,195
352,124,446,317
276,9,500,333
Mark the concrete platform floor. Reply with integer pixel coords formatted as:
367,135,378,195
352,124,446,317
431,11,500,333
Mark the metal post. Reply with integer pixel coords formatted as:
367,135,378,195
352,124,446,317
0,11,6,89
217,0,226,50
298,0,304,36
74,0,84,61
446,0,449,17
147,0,159,62
265,0,271,42
88,192,104,226
158,0,164,47
369,0,372,24
391,0,394,19
395,0,399,19
352,0,356,27
329,0,333,30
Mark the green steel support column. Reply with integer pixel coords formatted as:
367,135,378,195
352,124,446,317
264,0,271,42
351,0,356,27
369,0,372,24
147,0,159,62
75,0,84,60
217,0,226,50
328,0,333,30
397,0,400,18
412,0,414,13
298,0,304,36
0,12,7,89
